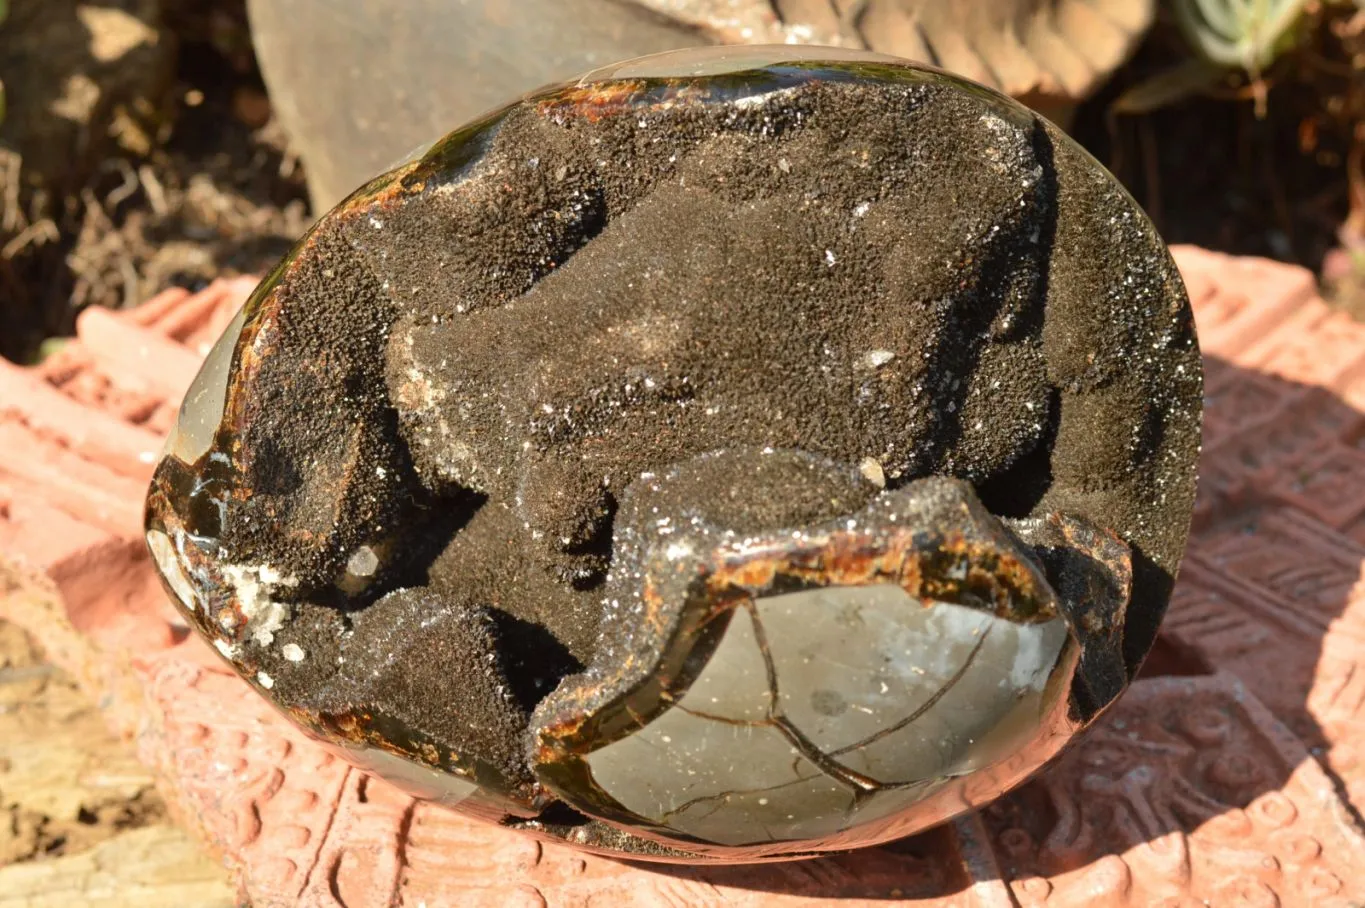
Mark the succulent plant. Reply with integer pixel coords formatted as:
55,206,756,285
1171,0,1310,74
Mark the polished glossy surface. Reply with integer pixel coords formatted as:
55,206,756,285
578,590,1069,846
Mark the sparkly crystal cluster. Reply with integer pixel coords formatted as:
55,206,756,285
145,47,1201,862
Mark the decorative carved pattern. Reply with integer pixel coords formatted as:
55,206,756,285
980,673,1365,907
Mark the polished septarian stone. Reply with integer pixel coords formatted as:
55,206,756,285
145,46,1201,861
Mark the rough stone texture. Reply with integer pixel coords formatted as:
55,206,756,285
3,247,1365,904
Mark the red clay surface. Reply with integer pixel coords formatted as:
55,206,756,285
3,249,1365,906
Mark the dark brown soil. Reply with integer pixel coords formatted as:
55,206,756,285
1073,4,1365,285
0,0,309,364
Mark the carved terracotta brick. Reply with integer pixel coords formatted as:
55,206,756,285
3,247,1365,906
980,672,1364,907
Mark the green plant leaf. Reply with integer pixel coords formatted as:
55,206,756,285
1171,0,1310,72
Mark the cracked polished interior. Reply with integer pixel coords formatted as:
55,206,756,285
143,46,1202,861
571,589,1070,847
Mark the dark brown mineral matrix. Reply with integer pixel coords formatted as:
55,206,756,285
194,72,1199,796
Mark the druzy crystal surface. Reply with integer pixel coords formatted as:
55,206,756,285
144,46,1202,862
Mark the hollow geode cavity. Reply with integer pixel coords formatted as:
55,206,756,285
144,46,1202,862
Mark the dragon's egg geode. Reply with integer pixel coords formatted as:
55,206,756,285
145,47,1201,861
